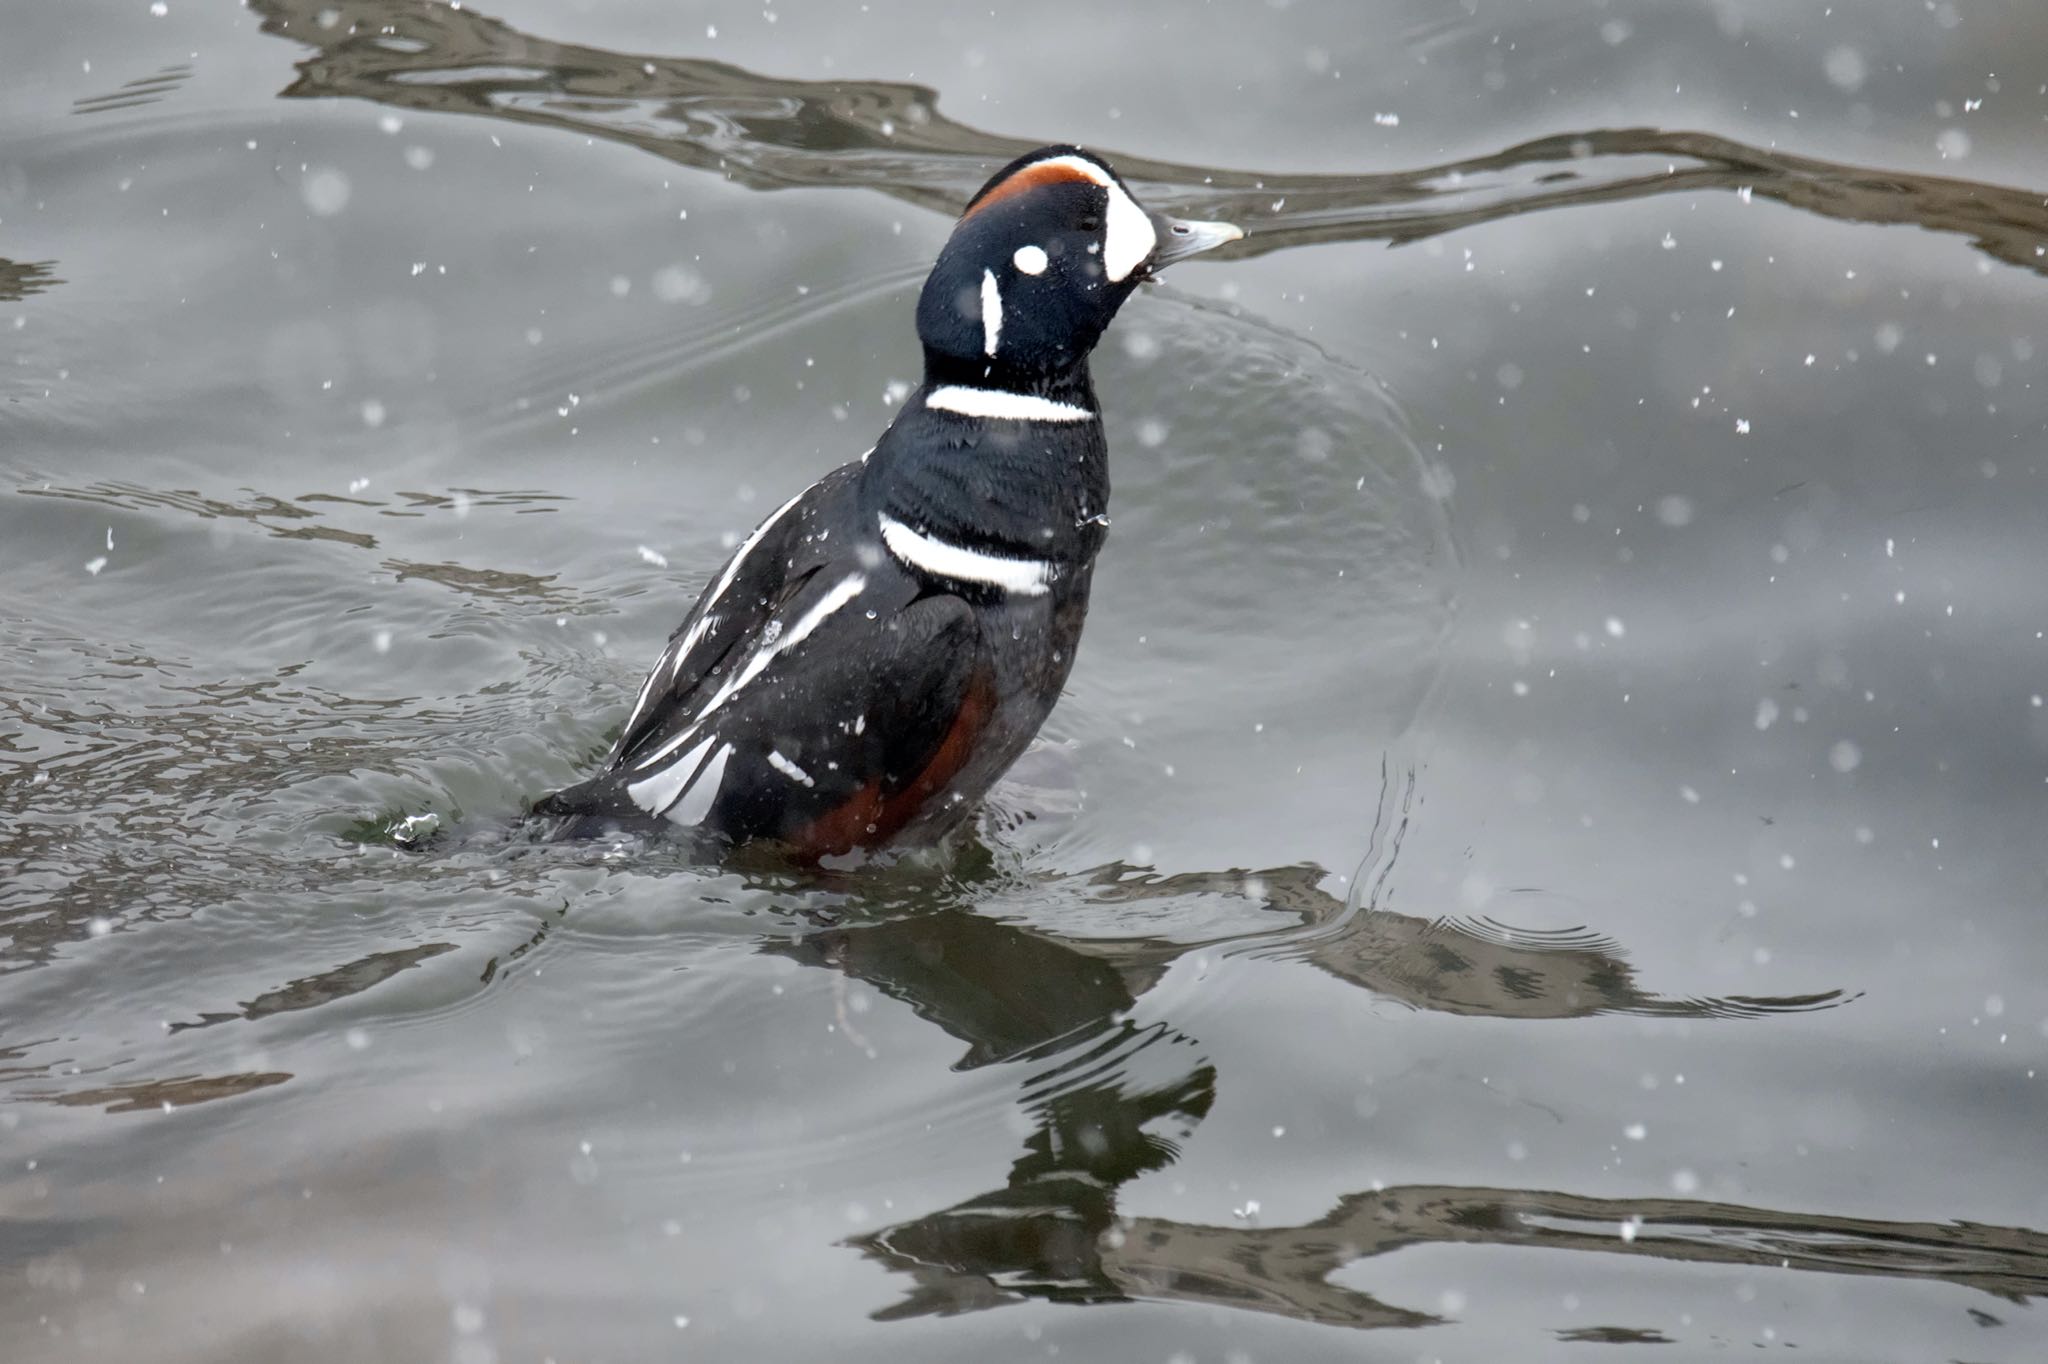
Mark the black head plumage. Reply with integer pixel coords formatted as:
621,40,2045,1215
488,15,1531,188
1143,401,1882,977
915,145,1242,389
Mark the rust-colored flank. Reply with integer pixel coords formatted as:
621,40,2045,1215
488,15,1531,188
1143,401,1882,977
791,671,996,857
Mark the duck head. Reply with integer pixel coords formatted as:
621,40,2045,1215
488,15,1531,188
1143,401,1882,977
916,145,1243,387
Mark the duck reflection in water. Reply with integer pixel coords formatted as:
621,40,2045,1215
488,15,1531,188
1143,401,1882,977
256,0,2048,282
241,0,2048,1333
761,863,2048,1330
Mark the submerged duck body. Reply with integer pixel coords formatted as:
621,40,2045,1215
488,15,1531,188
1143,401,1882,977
536,146,1241,855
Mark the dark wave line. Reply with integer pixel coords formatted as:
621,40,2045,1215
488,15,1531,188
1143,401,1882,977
255,0,2048,277
71,64,193,116
0,258,62,302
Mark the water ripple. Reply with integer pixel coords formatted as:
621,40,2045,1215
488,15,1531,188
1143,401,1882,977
252,0,2048,279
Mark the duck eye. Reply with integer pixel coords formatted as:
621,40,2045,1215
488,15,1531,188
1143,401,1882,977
1078,216,1102,232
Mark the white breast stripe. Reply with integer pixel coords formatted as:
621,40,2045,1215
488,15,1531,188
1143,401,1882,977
980,268,1002,357
879,514,1052,596
666,743,730,826
766,750,815,787
626,735,713,816
925,386,1094,422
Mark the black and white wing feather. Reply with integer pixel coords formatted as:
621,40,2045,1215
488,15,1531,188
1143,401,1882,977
538,461,972,835
603,470,842,766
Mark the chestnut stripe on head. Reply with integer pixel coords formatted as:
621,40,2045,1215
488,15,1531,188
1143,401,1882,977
960,155,1105,220
960,152,1157,284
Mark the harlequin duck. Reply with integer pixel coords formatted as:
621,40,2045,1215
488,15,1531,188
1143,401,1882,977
535,145,1242,854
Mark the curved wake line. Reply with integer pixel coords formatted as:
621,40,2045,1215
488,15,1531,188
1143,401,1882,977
254,0,2048,280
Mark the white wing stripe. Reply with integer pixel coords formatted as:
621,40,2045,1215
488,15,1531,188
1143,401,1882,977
620,660,667,744
707,486,806,609
632,716,706,772
629,571,869,772
879,515,1052,596
626,736,713,816
616,485,806,744
669,613,716,682
925,386,1093,422
713,572,866,707
666,743,730,826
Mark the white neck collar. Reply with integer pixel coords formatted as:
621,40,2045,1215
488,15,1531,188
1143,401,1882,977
925,385,1094,423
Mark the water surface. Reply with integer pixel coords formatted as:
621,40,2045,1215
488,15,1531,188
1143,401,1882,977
5,2,2047,1360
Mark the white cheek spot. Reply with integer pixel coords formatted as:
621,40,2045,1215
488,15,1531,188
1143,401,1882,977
980,267,1002,357
1101,180,1156,282
1000,154,1152,281
1013,244,1048,275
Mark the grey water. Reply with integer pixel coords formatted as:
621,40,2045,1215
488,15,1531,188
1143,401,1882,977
4,2,2047,1360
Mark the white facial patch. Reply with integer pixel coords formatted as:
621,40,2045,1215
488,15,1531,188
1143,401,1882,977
980,267,1002,357
1013,244,1048,275
879,514,1053,596
1003,154,1155,283
1100,179,1156,282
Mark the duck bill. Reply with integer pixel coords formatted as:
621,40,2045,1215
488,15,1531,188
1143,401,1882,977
1145,214,1245,272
